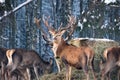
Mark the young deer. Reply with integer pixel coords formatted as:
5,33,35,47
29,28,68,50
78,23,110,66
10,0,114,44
0,48,25,80
6,48,53,80
35,16,96,80
100,46,120,80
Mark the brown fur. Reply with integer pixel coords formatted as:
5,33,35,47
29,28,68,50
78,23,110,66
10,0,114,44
101,46,120,80
0,48,8,80
0,48,24,80
6,48,53,80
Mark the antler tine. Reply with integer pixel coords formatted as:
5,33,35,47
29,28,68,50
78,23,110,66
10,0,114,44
42,15,55,33
34,18,52,44
65,15,77,41
68,15,76,25
62,15,76,30
58,23,63,31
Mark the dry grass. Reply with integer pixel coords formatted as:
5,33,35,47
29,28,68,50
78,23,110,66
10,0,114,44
40,68,101,80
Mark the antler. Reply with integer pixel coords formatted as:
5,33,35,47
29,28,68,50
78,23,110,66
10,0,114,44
42,16,56,35
58,15,76,31
65,15,77,41
34,18,52,45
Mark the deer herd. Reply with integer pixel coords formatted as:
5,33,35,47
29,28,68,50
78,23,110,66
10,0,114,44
0,16,120,80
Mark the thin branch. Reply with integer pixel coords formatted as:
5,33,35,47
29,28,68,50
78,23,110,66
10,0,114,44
0,0,33,21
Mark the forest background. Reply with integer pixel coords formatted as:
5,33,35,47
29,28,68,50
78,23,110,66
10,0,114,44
0,0,120,72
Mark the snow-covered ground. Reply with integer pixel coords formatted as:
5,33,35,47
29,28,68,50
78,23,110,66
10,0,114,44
72,37,115,42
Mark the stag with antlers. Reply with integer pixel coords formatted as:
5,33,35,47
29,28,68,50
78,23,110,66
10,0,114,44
35,16,96,80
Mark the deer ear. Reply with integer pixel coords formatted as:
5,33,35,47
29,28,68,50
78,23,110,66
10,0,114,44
49,30,56,36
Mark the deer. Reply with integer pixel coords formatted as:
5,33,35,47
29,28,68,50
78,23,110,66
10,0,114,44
100,46,120,80
34,16,96,80
0,48,8,80
0,48,25,80
5,48,53,80
6,68,30,80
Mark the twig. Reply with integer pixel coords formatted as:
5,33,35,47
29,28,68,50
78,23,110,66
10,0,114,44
0,0,33,21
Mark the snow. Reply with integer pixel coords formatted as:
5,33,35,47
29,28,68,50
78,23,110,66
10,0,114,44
119,27,120,30
88,24,91,27
101,25,106,29
104,0,116,4
4,11,7,16
78,20,83,30
99,14,101,17
114,19,117,22
91,15,95,19
1,36,9,40
82,10,85,14
72,38,115,42
83,18,87,22
0,0,5,3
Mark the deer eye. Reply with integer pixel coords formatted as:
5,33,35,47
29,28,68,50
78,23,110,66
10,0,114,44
54,37,57,40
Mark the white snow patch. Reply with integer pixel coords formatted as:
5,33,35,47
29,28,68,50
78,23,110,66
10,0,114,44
88,24,91,27
1,36,9,40
114,19,117,22
4,11,7,16
72,38,115,42
0,0,5,3
119,27,120,30
78,20,83,30
99,14,101,17
87,11,90,14
83,18,87,22
91,15,95,19
101,25,106,29
82,10,85,14
104,0,116,4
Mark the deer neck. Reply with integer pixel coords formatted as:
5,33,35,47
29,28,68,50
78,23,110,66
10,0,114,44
52,38,66,58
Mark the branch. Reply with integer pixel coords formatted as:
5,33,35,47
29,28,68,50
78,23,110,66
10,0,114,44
0,0,33,21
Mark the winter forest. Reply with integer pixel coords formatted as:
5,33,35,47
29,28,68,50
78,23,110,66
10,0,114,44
0,0,120,77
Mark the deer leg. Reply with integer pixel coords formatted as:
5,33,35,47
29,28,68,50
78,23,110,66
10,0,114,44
1,62,5,80
118,70,120,80
33,66,39,80
101,60,115,80
65,65,71,80
106,72,111,80
55,58,60,73
83,65,89,80
26,68,31,80
82,57,89,80
68,66,72,80
90,57,96,80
